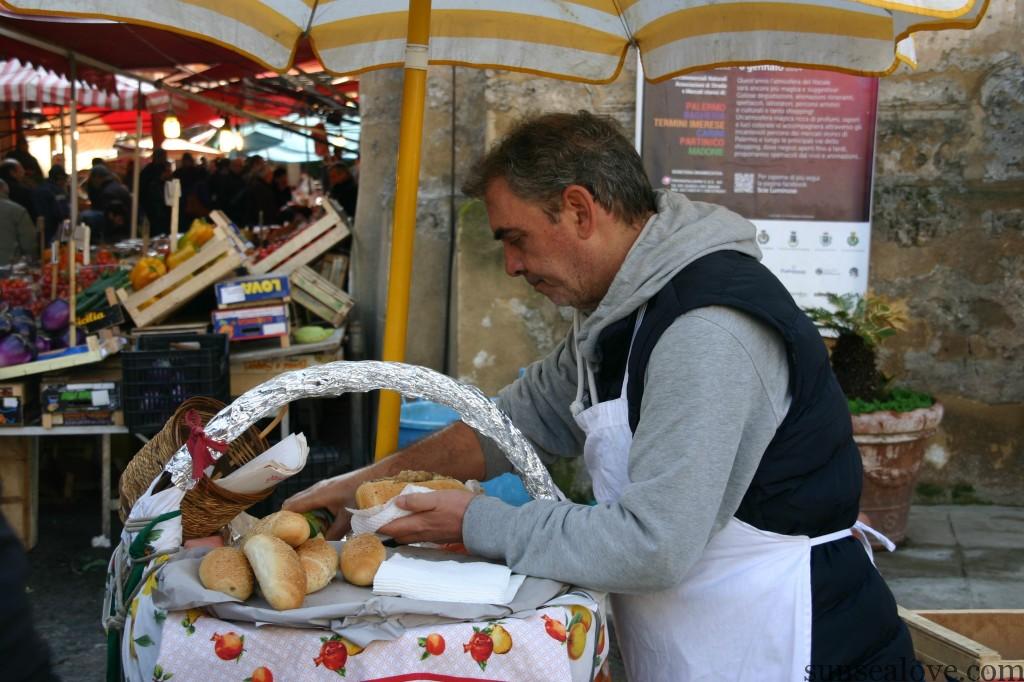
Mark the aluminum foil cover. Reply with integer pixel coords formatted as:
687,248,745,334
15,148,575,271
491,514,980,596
165,361,559,501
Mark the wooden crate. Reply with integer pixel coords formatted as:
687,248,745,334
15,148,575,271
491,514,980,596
318,253,349,289
0,333,122,381
290,265,354,327
116,225,242,328
900,607,1024,681
247,201,350,275
0,437,36,549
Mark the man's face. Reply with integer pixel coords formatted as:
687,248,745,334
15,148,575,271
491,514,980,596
7,162,24,181
485,178,600,309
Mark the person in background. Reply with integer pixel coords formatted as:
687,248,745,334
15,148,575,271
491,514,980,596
219,156,248,225
141,160,172,236
0,179,39,265
83,165,132,242
327,161,357,219
272,166,292,209
138,150,168,234
0,159,37,221
242,164,280,226
4,135,43,185
0,508,57,682
32,166,70,244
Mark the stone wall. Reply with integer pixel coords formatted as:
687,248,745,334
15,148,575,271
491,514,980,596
870,1,1024,503
355,10,1022,501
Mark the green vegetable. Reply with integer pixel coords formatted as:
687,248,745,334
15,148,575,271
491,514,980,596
293,326,333,344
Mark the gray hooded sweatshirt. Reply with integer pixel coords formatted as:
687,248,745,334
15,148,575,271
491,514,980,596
463,190,793,593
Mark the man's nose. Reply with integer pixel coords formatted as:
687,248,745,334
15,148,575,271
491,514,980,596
503,248,524,277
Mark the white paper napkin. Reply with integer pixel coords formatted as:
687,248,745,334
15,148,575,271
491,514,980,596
372,553,526,605
215,433,308,494
347,483,435,536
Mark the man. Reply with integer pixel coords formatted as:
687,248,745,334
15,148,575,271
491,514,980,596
285,112,918,681
32,166,70,244
0,179,39,265
241,164,281,227
326,161,357,219
0,159,36,220
83,165,132,242
4,135,44,185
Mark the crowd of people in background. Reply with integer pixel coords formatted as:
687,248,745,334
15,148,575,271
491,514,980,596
0,133,359,266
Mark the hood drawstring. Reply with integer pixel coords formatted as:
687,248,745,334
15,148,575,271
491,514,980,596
570,310,599,417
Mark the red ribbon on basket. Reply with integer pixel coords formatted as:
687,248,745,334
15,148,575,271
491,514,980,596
184,409,229,481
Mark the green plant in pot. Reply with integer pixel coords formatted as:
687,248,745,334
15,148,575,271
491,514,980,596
805,293,943,544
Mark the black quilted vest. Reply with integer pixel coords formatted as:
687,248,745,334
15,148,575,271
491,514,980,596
594,250,919,678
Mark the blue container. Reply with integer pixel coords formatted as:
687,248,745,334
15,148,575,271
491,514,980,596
398,399,461,449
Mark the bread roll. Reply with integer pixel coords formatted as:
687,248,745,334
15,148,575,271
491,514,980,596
340,533,386,586
244,510,310,547
297,537,338,594
355,470,465,509
243,534,306,610
199,547,254,600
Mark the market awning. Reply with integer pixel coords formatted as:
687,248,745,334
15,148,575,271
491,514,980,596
0,57,142,109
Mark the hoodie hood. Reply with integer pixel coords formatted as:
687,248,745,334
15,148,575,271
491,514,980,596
576,189,760,360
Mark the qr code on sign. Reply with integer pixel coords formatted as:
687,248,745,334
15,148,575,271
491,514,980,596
734,172,755,193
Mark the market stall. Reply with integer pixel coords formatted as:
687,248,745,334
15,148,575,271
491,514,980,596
106,361,610,682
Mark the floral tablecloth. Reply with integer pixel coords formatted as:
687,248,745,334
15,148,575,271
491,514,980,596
123,557,612,682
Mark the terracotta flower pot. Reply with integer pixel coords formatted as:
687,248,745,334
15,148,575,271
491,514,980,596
852,401,944,545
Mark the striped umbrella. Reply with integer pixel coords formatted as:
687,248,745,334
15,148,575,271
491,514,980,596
0,0,986,79
0,0,989,455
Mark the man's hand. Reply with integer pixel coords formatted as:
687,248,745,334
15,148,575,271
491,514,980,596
379,490,477,546
282,473,360,540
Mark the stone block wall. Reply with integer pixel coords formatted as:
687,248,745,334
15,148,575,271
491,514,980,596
870,2,1023,503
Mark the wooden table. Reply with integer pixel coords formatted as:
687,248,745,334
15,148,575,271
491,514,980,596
0,424,129,548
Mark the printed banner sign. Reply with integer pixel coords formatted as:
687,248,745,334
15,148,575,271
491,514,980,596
641,66,879,307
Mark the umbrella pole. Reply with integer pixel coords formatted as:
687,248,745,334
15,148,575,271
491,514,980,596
374,0,432,460
130,83,142,240
69,55,78,237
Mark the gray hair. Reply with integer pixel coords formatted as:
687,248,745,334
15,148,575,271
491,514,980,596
0,178,8,197
463,110,657,226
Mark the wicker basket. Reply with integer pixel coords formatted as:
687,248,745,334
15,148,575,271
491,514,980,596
118,396,269,523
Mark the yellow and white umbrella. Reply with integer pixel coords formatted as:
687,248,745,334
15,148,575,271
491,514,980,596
0,0,988,453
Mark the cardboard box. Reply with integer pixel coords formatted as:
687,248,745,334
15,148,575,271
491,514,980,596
230,349,343,396
0,382,35,426
215,274,291,306
212,304,290,342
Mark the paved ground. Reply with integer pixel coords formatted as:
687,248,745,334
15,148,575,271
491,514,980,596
24,504,1024,681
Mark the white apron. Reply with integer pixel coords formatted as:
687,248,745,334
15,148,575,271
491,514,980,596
570,307,893,682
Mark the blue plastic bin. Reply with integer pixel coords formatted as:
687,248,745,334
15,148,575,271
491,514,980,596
398,399,461,449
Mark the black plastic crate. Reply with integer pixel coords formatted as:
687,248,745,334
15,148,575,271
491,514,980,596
122,333,230,435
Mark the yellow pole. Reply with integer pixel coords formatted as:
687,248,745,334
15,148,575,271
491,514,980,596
374,0,432,460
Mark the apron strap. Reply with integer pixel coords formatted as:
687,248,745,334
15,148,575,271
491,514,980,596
807,521,896,566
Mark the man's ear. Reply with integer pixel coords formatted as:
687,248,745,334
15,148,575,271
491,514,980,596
562,185,596,238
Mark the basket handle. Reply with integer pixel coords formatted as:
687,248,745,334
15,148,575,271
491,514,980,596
258,405,289,440
162,361,560,501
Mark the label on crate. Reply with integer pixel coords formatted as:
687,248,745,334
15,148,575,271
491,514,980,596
3,397,18,408
215,275,290,306
77,304,125,333
212,304,289,342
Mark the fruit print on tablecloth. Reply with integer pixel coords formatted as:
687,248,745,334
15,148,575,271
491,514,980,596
154,605,598,681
